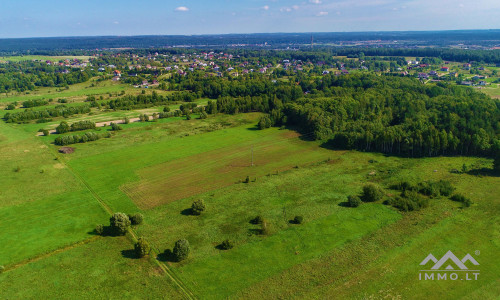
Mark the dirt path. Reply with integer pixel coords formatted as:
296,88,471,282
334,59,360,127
36,116,154,136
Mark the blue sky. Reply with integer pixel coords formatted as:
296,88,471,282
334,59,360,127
1,0,499,38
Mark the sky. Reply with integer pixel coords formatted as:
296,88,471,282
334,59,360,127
0,0,499,38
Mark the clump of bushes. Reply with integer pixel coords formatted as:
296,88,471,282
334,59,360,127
347,195,362,207
386,190,429,212
451,194,472,207
361,183,384,202
392,180,455,198
219,239,234,250
134,238,150,258
191,199,206,215
128,213,144,225
292,216,304,224
54,131,111,145
109,212,131,236
173,239,190,261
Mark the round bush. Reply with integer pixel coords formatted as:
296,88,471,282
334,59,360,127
361,184,384,202
191,200,206,215
134,238,150,258
347,195,362,207
173,239,190,262
219,239,234,250
109,212,131,236
95,224,104,235
129,213,144,225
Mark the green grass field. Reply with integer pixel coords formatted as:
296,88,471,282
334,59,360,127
0,106,498,299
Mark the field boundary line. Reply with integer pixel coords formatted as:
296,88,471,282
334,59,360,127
3,236,100,273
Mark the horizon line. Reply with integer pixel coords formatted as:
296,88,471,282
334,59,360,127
1,28,500,40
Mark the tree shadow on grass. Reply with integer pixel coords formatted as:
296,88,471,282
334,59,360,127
180,208,193,216
338,201,351,207
466,168,500,177
157,249,176,262
121,249,139,259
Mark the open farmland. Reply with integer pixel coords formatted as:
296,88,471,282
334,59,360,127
0,44,499,300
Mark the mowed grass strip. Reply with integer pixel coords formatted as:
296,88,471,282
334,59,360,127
122,129,332,209
0,237,184,299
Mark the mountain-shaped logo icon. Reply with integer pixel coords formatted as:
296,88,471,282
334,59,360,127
420,251,479,270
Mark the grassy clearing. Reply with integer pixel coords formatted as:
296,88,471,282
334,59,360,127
0,237,184,299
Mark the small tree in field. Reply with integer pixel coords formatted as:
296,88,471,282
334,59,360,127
109,212,131,235
293,216,304,224
134,238,150,258
361,184,384,202
129,213,144,225
95,224,104,235
173,239,190,261
219,239,234,250
191,200,206,215
348,195,362,207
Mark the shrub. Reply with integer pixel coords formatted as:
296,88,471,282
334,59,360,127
219,239,234,250
244,176,250,183
173,239,190,261
134,238,150,258
163,106,170,112
347,195,362,207
191,200,206,215
95,224,104,235
258,115,273,130
110,122,122,131
41,129,49,136
109,212,131,235
129,213,144,225
56,121,70,134
186,114,192,120
5,104,15,110
361,183,384,202
123,117,130,124
250,215,264,224
293,216,304,224
391,190,429,212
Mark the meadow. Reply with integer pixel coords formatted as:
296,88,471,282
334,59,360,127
0,72,498,299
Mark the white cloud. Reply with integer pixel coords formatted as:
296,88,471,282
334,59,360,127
280,7,292,12
292,5,300,10
175,6,189,12
113,21,119,24
309,0,322,4
316,11,328,16
262,5,270,10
